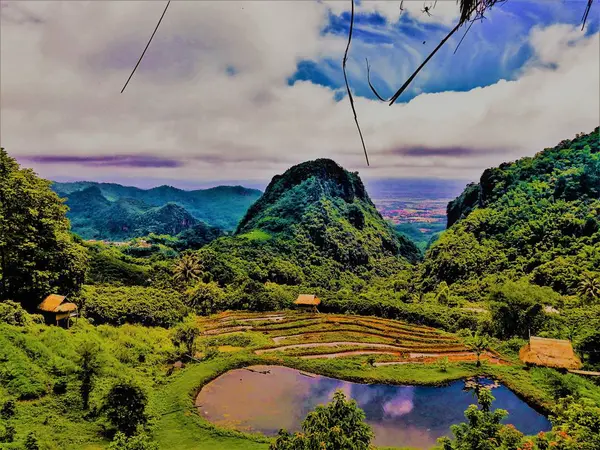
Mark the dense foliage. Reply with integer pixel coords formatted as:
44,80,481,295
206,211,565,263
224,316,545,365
422,128,599,299
0,148,88,309
79,285,187,327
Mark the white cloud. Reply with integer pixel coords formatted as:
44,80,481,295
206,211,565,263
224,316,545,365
0,1,598,186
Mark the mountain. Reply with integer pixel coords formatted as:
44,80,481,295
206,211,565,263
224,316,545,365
62,185,202,239
236,159,420,264
193,159,420,294
421,127,600,298
51,181,262,232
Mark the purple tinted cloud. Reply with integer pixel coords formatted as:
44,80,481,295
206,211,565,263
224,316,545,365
385,146,485,158
22,154,182,168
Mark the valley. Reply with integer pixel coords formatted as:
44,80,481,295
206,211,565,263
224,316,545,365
0,128,599,449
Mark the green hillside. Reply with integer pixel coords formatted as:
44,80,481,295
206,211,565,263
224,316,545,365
421,128,599,299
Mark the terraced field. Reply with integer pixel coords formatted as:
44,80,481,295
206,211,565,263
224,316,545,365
201,310,507,365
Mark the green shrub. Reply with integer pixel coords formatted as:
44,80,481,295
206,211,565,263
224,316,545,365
202,347,219,361
0,422,16,443
0,301,31,326
437,357,449,373
0,399,15,419
81,285,187,327
109,431,159,450
24,432,40,450
30,314,45,325
103,379,149,436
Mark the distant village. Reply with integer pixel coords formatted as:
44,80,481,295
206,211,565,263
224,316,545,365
374,198,449,226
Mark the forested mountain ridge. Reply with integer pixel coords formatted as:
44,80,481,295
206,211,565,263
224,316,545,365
61,186,199,239
52,181,262,233
236,158,420,264
422,127,600,298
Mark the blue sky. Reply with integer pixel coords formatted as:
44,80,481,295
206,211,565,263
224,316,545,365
1,0,599,187
290,1,599,102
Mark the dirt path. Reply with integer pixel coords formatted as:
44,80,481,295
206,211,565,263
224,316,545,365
204,326,253,335
255,341,416,354
300,350,402,359
271,330,458,344
219,315,287,323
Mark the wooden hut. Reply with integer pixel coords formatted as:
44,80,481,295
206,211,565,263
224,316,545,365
519,336,582,370
294,294,321,313
37,294,78,327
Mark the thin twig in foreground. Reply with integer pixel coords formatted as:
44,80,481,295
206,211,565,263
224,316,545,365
454,19,476,54
388,21,462,105
581,0,594,31
366,58,391,102
121,1,171,94
343,0,370,166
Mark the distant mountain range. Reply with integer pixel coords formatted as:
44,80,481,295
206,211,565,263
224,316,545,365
51,181,262,239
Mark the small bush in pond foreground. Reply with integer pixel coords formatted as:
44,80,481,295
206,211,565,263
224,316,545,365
270,390,373,450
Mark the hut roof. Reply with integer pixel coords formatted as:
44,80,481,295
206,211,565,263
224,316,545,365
519,336,582,370
55,303,78,313
38,294,67,312
294,294,321,306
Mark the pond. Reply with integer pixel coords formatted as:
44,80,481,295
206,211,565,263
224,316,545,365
195,365,551,449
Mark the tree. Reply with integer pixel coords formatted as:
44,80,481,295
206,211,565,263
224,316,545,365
171,314,202,359
489,280,552,338
103,380,149,437
172,253,203,287
438,388,522,450
185,281,224,315
464,330,490,367
0,148,88,308
77,340,102,410
436,281,450,305
578,273,600,305
270,390,374,450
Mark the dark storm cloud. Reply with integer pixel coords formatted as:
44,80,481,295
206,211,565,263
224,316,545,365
21,154,183,168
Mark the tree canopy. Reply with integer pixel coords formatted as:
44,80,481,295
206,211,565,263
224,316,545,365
0,148,88,309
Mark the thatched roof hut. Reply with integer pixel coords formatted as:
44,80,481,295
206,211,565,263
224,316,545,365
38,294,68,312
38,294,78,327
294,294,321,312
519,336,582,370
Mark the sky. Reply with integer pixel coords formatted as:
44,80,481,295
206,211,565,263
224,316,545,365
1,0,599,189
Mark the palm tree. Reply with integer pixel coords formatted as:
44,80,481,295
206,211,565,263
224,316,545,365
465,331,491,368
578,273,600,305
173,253,203,286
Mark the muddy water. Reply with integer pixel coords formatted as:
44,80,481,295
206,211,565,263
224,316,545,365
195,365,551,449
